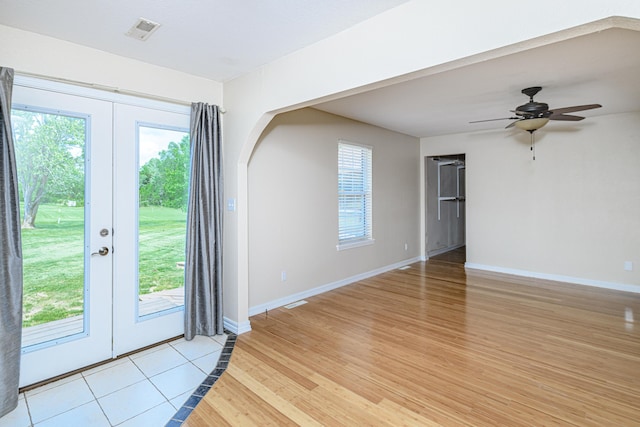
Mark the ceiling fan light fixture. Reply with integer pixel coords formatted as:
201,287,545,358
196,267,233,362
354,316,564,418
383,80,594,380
514,117,549,132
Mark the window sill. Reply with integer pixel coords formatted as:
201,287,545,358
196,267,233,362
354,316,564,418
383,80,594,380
336,238,375,251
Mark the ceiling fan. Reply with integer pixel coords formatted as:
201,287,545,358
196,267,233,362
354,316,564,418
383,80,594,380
470,86,602,133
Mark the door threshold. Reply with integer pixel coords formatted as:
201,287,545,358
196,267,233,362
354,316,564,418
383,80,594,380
19,334,184,393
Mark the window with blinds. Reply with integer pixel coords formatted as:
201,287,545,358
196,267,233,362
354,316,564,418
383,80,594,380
337,141,373,250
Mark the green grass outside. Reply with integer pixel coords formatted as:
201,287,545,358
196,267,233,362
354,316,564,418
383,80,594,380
138,206,186,296
21,204,186,328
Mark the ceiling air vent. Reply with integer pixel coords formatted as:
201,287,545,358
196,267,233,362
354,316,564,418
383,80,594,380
125,18,161,41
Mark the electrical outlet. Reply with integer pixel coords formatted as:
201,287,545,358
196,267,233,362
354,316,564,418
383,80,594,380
404,243,408,251
281,270,287,281
624,261,633,271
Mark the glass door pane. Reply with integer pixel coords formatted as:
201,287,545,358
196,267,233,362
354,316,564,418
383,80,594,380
138,125,189,317
112,103,189,356
13,107,87,348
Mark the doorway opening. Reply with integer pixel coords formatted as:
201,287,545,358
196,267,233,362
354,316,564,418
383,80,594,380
425,154,466,264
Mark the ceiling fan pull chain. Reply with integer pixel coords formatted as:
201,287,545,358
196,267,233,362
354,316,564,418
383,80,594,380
530,132,536,160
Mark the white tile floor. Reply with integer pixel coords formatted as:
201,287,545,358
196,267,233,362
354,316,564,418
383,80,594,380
0,335,227,427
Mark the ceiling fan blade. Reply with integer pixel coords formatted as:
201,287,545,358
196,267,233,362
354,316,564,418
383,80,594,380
505,119,521,129
470,117,519,123
549,104,602,115
548,114,585,121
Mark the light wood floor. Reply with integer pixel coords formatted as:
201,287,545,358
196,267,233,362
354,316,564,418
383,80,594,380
185,258,640,426
430,246,466,264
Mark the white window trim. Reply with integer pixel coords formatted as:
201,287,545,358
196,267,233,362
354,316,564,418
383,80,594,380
337,140,373,251
336,237,375,251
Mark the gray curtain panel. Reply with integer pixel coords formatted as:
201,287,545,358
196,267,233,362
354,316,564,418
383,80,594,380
0,67,23,418
184,103,224,340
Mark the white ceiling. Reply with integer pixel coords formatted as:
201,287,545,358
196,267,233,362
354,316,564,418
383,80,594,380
315,27,640,137
0,0,409,82
1,1,639,138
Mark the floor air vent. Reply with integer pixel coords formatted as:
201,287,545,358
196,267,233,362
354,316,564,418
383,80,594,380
284,300,308,309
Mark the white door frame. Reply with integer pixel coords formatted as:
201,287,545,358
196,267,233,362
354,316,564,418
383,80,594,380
15,76,191,386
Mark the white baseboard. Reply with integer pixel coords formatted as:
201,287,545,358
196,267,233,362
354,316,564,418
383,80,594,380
464,263,640,294
249,256,423,317
223,316,252,335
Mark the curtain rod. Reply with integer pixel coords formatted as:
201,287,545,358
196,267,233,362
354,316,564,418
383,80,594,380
16,70,226,113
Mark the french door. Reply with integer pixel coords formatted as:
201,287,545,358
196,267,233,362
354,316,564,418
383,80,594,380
14,78,190,387
113,103,189,355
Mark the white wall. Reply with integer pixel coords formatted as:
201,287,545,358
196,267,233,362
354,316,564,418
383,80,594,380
421,112,640,291
248,108,420,310
0,24,222,105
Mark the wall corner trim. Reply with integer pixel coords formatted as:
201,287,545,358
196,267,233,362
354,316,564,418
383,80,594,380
249,257,423,317
464,263,640,294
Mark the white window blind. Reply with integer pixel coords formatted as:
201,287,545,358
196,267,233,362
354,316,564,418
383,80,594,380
338,141,372,249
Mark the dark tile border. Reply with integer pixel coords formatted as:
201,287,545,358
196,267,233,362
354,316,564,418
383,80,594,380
165,331,237,426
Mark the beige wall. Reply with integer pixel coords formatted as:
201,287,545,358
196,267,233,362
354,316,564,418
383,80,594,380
421,112,640,290
226,4,640,328
248,108,420,310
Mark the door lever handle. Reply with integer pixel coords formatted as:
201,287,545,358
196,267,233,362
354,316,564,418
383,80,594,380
91,247,110,256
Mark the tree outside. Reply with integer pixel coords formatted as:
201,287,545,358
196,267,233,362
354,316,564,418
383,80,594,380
139,135,190,211
12,109,85,228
